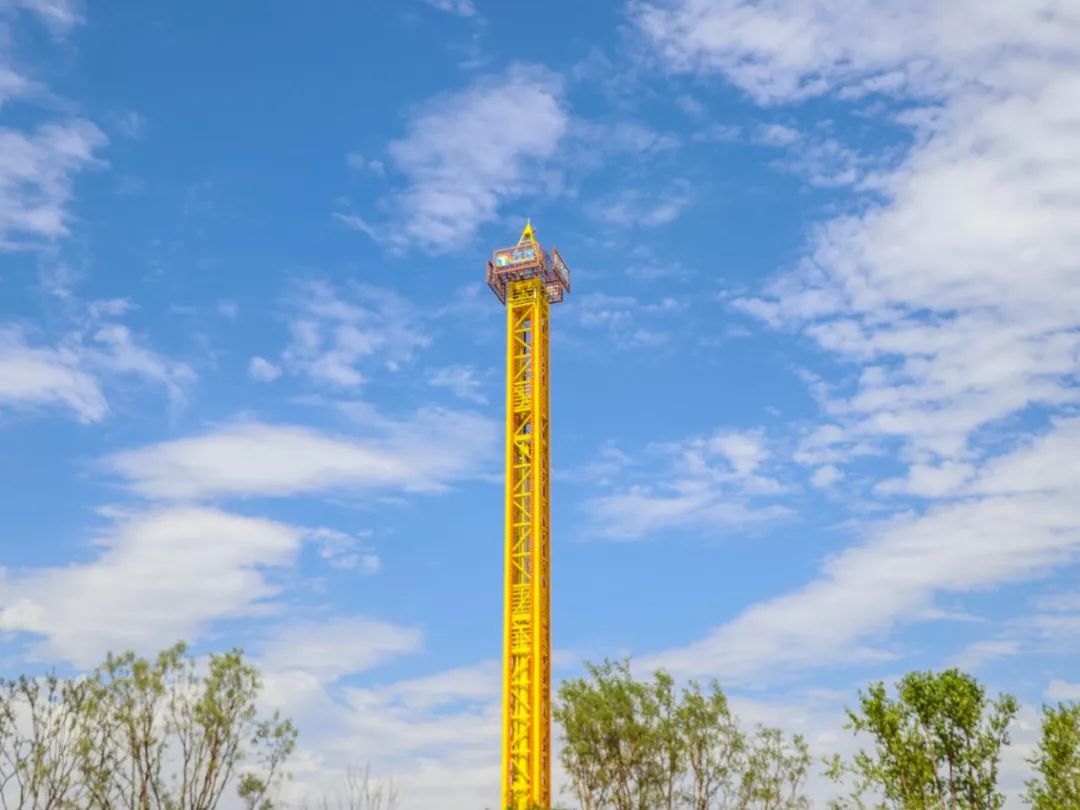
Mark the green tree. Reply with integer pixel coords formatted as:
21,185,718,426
555,659,809,810
676,680,744,810
0,641,296,810
740,727,810,810
829,668,1017,810
555,659,675,810
1025,702,1080,809
0,672,99,809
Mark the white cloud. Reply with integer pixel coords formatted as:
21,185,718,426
628,0,1080,680
0,120,106,248
586,181,692,228
0,506,302,666
259,617,422,682
380,65,568,253
0,65,32,107
810,464,841,488
1046,680,1080,702
708,430,767,476
427,364,487,404
263,659,503,810
0,328,106,422
5,0,82,33
248,355,282,381
760,126,869,188
575,120,681,156
875,461,976,498
587,428,788,540
644,1,1080,469
420,0,476,17
309,527,381,573
0,316,194,423
948,638,1020,670
282,280,430,387
344,152,385,176
91,322,195,406
1036,593,1080,613
644,419,1080,680
574,292,685,350
633,0,1078,104
107,407,498,501
113,110,145,140
332,211,380,242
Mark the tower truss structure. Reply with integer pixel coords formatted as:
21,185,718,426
487,222,571,810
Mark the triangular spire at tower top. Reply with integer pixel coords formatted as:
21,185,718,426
517,219,536,245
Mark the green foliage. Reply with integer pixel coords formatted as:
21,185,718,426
0,671,99,809
1025,702,1080,809
741,727,810,810
554,659,809,810
0,641,296,810
828,668,1017,810
677,679,745,810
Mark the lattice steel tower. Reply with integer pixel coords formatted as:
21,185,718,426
487,222,571,810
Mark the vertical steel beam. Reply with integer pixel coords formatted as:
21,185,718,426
502,276,551,810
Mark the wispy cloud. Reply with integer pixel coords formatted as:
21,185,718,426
4,0,83,34
419,0,477,17
634,0,1080,679
248,355,282,382
262,659,503,809
281,280,430,388
0,121,107,248
258,617,423,682
586,427,789,539
574,292,686,350
0,306,195,424
362,64,568,253
107,407,498,501
1046,680,1080,702
645,419,1080,680
0,506,303,666
0,328,106,422
428,363,488,404
585,180,692,228
632,1,1077,104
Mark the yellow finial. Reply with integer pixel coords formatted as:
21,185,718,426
518,219,536,245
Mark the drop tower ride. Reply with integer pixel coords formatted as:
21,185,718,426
486,222,572,810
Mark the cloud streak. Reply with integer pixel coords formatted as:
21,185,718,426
107,408,498,501
0,506,303,666
372,65,568,253
633,0,1080,679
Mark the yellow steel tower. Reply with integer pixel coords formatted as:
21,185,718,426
487,222,572,810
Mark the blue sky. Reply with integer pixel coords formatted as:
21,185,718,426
2,0,1079,806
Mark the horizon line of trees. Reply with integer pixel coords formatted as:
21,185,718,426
0,642,1077,809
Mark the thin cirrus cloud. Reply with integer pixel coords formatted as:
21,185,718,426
643,419,1080,680
631,0,1080,678
0,317,195,424
0,328,107,422
0,120,107,249
266,659,504,810
0,506,303,667
258,617,424,683
106,409,499,501
586,428,790,540
281,280,431,387
0,0,102,249
419,0,477,17
341,64,568,254
641,0,1080,466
